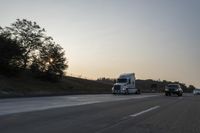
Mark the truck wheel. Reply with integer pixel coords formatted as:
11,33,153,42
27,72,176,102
126,89,129,95
137,90,141,94
178,93,182,97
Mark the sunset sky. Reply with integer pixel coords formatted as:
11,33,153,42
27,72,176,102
0,0,199,87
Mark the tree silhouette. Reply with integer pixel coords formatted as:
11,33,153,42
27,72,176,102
0,19,68,80
0,35,23,76
0,19,46,69
188,85,195,90
31,43,68,80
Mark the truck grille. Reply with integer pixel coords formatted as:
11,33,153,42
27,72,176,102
114,85,121,90
169,88,176,92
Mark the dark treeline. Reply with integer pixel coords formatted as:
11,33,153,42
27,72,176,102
97,77,195,92
97,77,116,84
0,19,68,81
136,79,195,93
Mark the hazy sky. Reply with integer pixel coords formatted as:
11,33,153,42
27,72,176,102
0,0,199,87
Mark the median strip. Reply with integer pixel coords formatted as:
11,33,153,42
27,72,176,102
130,106,160,117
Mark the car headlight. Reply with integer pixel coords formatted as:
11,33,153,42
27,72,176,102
165,88,169,91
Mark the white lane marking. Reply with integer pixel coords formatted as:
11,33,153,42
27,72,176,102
130,106,160,117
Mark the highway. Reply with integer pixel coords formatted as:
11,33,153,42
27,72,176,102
0,93,200,133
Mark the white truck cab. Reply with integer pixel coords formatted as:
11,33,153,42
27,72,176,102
112,73,140,94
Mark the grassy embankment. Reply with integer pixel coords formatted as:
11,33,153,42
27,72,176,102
0,74,112,98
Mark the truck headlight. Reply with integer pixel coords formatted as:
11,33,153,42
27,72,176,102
122,87,126,90
165,88,169,91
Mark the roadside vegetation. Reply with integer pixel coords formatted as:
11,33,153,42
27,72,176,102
0,73,112,98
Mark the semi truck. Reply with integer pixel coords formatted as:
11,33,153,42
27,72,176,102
112,73,140,94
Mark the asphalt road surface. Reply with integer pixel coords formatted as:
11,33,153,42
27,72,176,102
0,93,199,133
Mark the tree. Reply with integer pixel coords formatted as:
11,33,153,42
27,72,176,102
0,19,68,80
0,19,46,69
31,43,68,80
0,35,23,76
188,85,195,90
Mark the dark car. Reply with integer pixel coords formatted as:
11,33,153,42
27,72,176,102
165,84,183,96
193,89,200,95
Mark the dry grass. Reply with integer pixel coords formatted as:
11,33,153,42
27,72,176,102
0,74,112,98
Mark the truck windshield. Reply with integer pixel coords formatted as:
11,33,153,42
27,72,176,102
168,85,179,88
117,78,127,83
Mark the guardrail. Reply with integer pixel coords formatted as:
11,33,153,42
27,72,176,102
65,73,96,81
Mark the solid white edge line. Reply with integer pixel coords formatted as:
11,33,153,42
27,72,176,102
130,106,160,117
